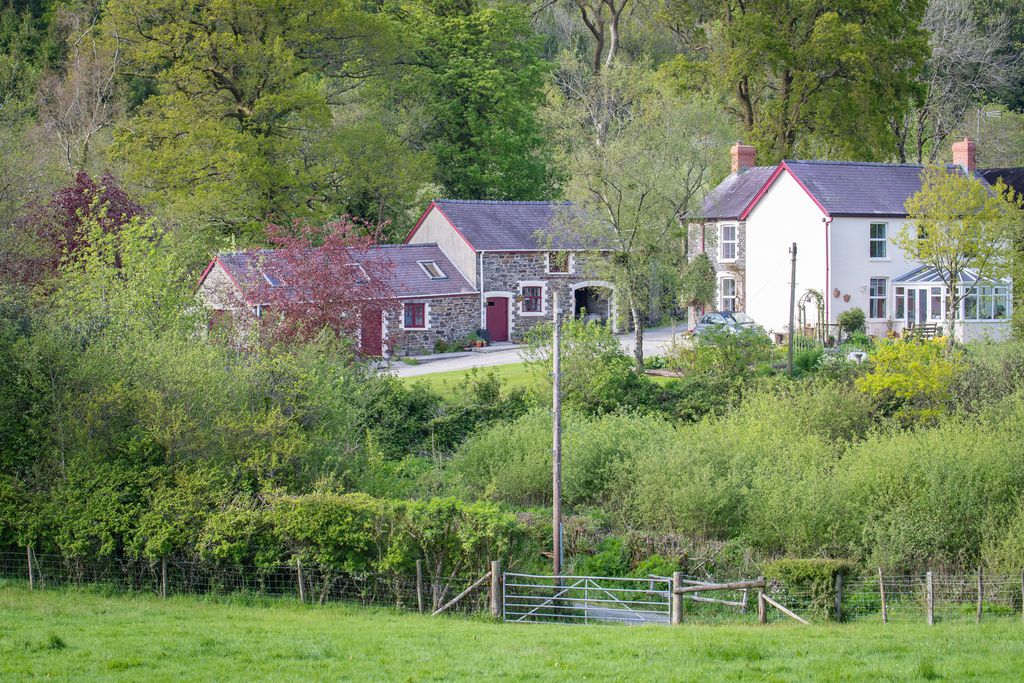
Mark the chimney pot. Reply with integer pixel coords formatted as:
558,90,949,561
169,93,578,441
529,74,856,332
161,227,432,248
952,137,976,173
731,143,756,174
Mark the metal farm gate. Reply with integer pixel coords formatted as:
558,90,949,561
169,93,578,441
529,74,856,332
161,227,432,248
502,573,672,625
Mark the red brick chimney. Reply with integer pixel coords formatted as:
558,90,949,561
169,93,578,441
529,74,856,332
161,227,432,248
731,142,756,174
952,137,976,173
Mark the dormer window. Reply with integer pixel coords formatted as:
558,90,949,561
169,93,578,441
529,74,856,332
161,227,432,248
262,272,284,287
418,260,447,279
547,251,571,274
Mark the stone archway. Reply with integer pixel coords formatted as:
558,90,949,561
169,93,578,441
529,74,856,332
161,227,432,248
569,280,616,329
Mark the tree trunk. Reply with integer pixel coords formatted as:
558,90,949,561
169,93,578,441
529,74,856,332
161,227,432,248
631,304,644,371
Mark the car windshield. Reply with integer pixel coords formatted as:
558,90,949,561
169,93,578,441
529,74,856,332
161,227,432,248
724,312,755,325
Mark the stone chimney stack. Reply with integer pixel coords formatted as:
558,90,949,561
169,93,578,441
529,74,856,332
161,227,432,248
952,137,976,173
731,142,756,174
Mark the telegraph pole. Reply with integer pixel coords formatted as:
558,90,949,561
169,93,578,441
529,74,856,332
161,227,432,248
788,242,797,377
552,291,563,577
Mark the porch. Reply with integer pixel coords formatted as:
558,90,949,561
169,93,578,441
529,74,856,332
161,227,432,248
887,266,1011,342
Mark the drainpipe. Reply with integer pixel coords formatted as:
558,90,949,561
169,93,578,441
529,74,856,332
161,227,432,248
822,216,833,330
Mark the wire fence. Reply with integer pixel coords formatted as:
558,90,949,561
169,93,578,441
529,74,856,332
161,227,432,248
4,551,1023,626
0,551,491,616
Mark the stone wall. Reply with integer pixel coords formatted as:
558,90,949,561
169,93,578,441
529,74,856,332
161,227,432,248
480,251,617,340
386,295,479,356
687,221,747,311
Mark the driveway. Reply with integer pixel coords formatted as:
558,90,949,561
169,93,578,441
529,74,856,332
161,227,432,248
385,325,685,378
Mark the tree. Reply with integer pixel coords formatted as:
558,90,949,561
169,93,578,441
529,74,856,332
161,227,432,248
661,0,929,162
253,219,397,345
105,0,406,242
679,252,717,314
400,0,561,199
892,0,1021,163
554,68,732,369
897,167,1023,335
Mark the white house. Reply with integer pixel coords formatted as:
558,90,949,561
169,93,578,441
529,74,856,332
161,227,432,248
688,139,1012,342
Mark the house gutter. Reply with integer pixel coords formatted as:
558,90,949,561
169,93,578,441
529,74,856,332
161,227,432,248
479,250,486,329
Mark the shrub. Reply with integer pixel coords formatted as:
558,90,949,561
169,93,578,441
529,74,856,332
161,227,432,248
793,348,823,377
855,338,958,425
765,558,857,620
838,308,866,337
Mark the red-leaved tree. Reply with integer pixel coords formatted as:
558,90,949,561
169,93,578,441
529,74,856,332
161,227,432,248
252,218,397,345
15,172,146,279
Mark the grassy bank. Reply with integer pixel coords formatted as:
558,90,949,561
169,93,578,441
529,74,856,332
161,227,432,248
1,585,1022,681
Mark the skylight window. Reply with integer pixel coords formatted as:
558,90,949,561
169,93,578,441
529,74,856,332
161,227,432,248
263,272,284,287
418,260,447,279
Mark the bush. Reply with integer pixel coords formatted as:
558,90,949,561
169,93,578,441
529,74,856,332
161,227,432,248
765,558,857,620
793,348,823,377
855,338,958,425
838,308,866,337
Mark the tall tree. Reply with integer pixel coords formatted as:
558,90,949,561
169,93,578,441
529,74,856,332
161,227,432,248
553,67,732,369
399,0,561,200
662,0,929,162
105,0,409,244
896,167,1022,336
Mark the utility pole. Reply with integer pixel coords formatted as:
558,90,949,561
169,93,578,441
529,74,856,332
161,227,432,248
552,290,563,577
788,242,797,377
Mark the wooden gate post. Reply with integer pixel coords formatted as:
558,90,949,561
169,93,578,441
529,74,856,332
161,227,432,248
757,576,766,625
490,561,502,619
976,566,983,624
296,557,306,604
926,571,934,625
671,572,683,625
26,546,33,591
834,574,843,622
161,557,168,599
416,560,424,614
878,567,888,624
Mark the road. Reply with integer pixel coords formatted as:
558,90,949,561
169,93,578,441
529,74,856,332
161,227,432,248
385,325,686,378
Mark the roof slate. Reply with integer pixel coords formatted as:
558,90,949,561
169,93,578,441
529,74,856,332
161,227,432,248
980,167,1024,196
694,161,992,220
894,264,1011,286
432,199,609,251
212,243,476,300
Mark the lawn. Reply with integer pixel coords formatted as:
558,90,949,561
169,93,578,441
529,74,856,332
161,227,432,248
401,362,674,395
3,585,1023,681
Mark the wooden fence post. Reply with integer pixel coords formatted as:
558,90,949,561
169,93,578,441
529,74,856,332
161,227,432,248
976,566,983,624
878,567,887,624
416,560,424,614
926,571,934,625
161,557,168,599
671,572,683,626
26,546,33,591
757,576,766,625
834,574,843,622
296,557,305,604
490,561,502,619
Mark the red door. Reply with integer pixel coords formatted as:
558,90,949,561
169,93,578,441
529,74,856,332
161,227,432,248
360,307,383,356
486,297,508,342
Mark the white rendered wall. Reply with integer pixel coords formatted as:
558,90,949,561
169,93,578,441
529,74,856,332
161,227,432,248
407,206,477,284
743,171,827,335
828,216,917,336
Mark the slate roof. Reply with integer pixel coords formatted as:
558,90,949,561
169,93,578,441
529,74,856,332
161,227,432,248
208,243,476,300
694,166,776,220
693,161,991,220
893,265,1010,286
430,199,611,251
980,167,1024,196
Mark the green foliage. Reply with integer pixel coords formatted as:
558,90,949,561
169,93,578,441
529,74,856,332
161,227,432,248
793,348,824,377
575,536,630,577
838,308,866,337
855,338,958,425
680,253,717,310
669,328,773,379
765,558,857,620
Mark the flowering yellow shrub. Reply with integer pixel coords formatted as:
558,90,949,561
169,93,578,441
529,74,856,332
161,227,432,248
854,337,960,425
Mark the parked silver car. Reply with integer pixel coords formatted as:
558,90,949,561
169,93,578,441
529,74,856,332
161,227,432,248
690,311,766,337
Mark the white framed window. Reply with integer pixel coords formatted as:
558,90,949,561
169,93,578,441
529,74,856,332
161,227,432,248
719,224,737,262
869,223,887,259
894,286,905,320
963,285,1009,320
930,286,943,320
868,277,887,319
519,281,546,316
418,260,447,279
401,302,428,330
546,252,572,274
719,277,737,312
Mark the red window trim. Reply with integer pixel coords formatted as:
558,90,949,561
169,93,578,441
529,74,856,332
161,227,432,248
522,286,543,313
404,302,426,329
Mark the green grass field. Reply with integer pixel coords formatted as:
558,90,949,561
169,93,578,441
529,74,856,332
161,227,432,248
2,585,1023,681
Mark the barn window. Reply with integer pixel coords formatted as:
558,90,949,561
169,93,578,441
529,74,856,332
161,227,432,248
403,303,426,329
522,286,543,313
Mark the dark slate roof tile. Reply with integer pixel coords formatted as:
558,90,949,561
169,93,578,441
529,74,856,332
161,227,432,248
692,166,776,220
980,167,1024,196
433,199,611,250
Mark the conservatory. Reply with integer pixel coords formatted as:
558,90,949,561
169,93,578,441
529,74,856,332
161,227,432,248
892,265,1011,341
